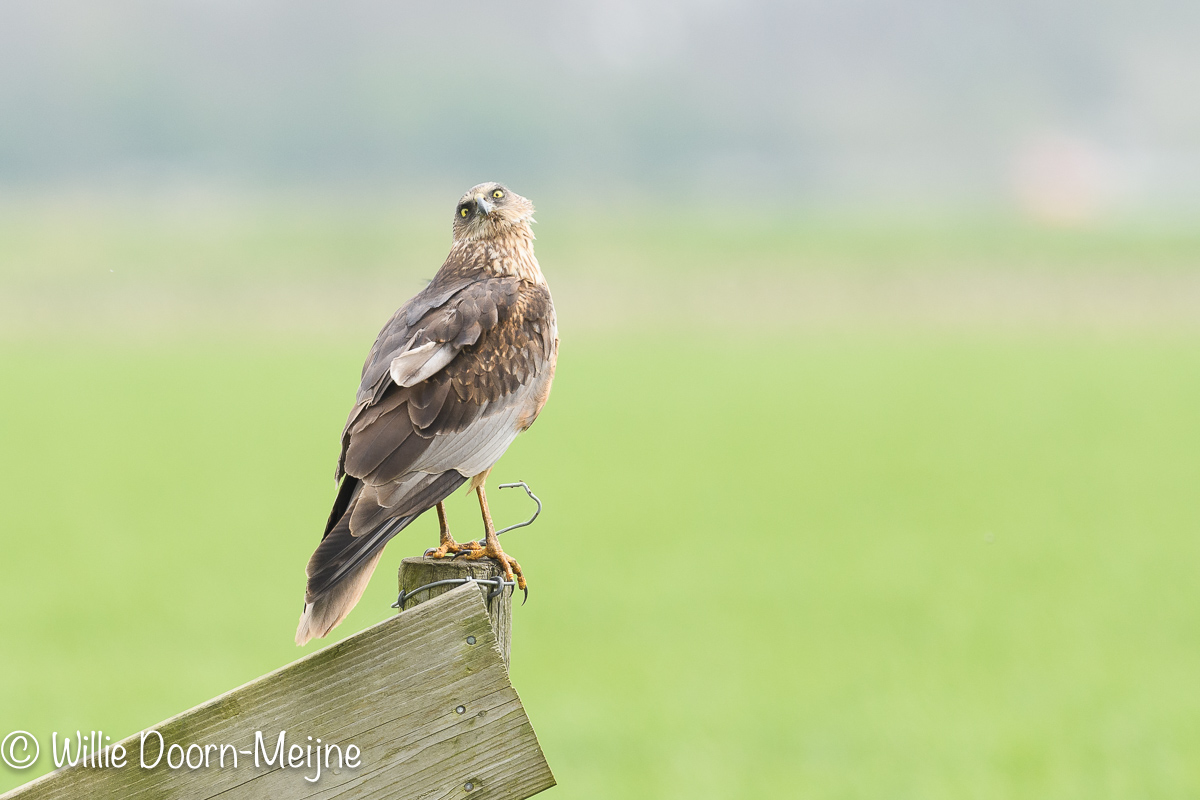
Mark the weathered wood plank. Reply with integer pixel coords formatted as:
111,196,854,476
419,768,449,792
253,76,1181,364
398,557,513,670
1,583,554,800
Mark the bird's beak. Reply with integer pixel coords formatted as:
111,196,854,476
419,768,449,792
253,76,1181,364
474,195,493,217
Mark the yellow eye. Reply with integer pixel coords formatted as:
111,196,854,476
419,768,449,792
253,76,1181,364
460,208,468,217
492,190,504,199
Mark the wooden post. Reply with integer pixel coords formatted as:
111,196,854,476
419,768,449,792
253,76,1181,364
1,583,553,800
398,556,513,671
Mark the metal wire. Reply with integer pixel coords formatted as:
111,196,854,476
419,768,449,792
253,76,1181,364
392,575,516,610
495,481,542,536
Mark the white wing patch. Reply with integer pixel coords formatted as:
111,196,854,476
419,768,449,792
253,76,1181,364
389,342,457,387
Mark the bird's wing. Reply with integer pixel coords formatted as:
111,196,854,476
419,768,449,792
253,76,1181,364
341,275,554,492
335,272,481,477
329,275,494,472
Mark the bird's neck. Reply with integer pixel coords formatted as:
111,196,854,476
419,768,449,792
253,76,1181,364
448,223,543,284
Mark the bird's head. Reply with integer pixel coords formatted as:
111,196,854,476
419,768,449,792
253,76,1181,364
452,182,534,242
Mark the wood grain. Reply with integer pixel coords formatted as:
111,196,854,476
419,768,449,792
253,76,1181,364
1,583,554,800
398,557,513,671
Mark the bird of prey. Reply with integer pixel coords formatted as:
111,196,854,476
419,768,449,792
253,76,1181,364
295,183,557,646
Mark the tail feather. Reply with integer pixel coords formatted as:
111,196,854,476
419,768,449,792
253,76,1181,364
295,469,468,646
295,550,384,645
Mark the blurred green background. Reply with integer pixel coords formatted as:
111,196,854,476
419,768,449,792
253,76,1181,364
3,213,1200,798
3,2,1200,798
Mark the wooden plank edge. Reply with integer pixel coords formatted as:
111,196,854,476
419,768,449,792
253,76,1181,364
0,584,494,799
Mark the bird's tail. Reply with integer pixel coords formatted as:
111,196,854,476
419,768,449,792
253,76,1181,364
295,471,467,646
295,508,418,646
295,549,386,646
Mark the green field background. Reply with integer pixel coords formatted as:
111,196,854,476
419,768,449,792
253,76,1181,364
2,211,1200,797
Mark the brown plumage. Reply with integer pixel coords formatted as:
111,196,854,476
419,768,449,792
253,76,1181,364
296,183,558,645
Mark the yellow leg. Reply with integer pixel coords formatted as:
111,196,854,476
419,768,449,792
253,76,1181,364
458,483,527,590
424,501,482,558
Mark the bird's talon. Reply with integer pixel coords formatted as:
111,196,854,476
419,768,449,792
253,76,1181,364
450,542,482,559
455,538,526,601
428,540,483,560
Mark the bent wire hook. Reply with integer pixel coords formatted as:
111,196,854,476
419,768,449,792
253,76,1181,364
495,481,542,536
